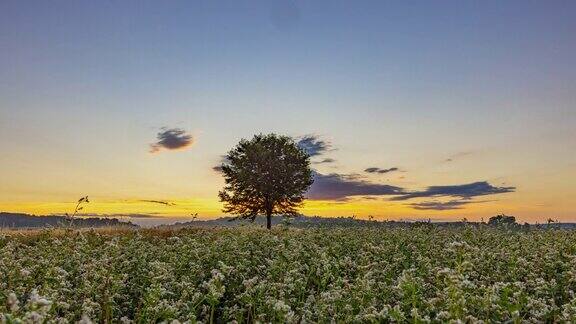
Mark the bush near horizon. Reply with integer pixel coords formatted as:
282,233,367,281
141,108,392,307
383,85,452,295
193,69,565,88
2,226,576,322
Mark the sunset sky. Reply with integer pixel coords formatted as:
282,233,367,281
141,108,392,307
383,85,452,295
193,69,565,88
1,1,575,224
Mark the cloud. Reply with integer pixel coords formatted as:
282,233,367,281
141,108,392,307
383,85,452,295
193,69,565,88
149,128,193,153
390,181,515,201
297,135,332,157
365,167,399,174
407,199,485,210
138,199,175,206
445,151,473,162
212,155,230,173
313,158,336,165
306,172,405,200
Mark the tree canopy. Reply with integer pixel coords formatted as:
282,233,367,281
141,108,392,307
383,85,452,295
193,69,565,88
488,214,517,226
218,134,314,229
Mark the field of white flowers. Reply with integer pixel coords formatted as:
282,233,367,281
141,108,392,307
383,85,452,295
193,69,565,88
2,226,576,323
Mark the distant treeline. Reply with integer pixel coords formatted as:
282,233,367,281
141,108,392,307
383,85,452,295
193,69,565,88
161,214,576,230
2,212,574,230
0,212,137,228
161,215,381,229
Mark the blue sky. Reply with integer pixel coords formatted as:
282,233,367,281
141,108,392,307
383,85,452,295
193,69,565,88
1,0,575,222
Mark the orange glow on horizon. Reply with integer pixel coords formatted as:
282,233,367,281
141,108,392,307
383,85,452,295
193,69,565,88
1,196,570,224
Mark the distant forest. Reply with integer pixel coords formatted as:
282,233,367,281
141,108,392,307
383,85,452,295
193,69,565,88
159,215,576,230
0,212,136,228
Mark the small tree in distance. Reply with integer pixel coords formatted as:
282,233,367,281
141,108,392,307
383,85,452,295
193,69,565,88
488,214,516,226
218,134,314,229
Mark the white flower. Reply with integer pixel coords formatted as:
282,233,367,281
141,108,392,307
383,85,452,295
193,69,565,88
24,311,43,323
273,300,291,313
7,292,19,312
78,315,94,324
120,316,133,324
28,289,52,308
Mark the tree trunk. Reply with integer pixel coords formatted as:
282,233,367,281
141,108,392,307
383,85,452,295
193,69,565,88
266,211,272,230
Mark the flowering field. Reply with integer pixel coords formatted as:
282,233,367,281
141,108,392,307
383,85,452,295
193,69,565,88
2,226,576,323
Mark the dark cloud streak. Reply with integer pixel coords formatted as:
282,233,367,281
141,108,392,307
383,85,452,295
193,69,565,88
391,181,515,201
365,167,399,174
306,172,404,200
408,199,486,210
138,200,175,206
313,158,336,164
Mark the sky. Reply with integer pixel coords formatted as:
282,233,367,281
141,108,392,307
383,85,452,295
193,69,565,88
1,0,575,224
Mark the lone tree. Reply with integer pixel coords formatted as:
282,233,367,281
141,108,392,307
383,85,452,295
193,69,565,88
218,134,314,229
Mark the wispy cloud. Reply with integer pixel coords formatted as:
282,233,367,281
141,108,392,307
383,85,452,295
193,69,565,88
365,167,399,174
149,128,194,153
313,158,336,165
444,151,473,162
407,199,487,210
306,171,404,200
391,181,515,201
138,199,175,206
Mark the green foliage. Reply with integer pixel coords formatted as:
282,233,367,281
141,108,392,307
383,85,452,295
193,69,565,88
218,134,314,228
488,214,517,226
2,227,576,322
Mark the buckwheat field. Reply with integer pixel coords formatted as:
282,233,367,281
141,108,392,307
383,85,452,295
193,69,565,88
2,226,576,323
